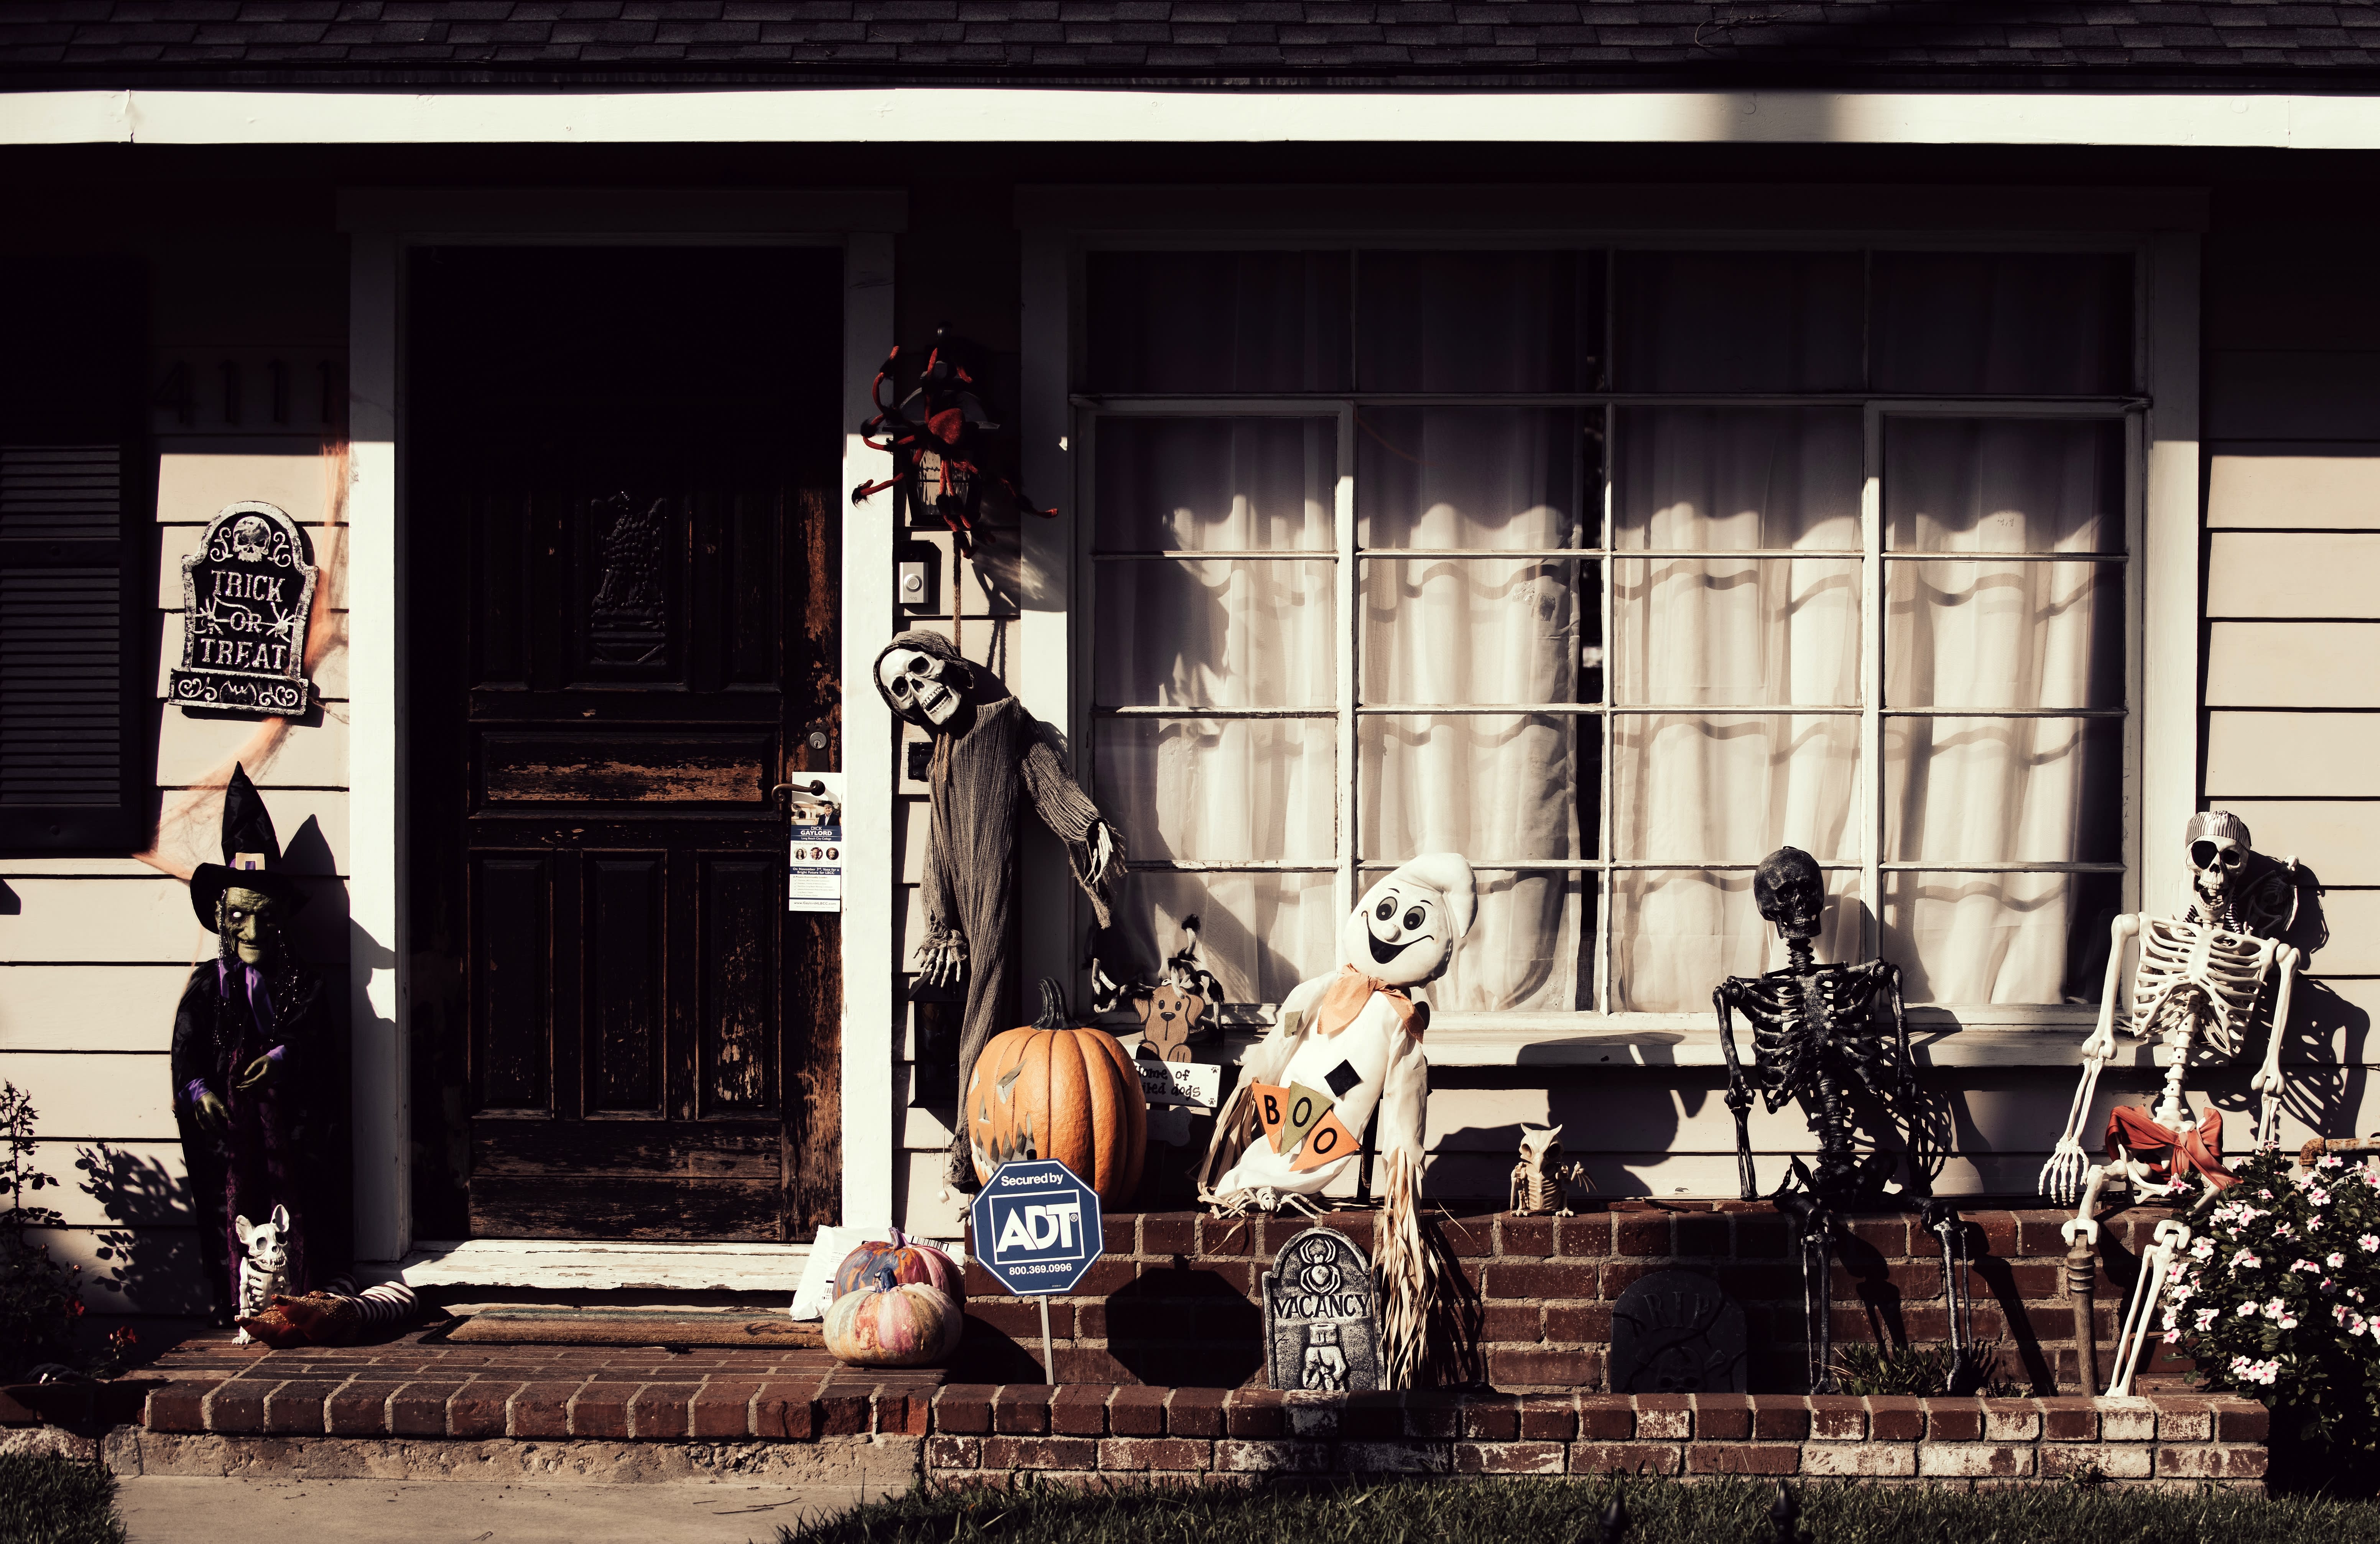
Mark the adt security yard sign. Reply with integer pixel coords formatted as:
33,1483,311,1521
971,1159,1103,1295
970,1160,1104,1381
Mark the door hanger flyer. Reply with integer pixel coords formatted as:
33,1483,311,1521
786,771,845,914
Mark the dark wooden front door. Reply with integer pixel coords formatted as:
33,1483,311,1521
405,246,843,1242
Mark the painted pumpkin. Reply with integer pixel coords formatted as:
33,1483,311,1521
967,978,1148,1204
833,1226,964,1301
822,1262,964,1367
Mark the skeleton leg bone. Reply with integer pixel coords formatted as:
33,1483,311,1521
2107,1218,2191,1398
2253,943,2301,1148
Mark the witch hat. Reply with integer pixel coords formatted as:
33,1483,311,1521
188,765,309,929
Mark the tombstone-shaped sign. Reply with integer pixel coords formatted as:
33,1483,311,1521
1608,1268,1747,1394
1262,1227,1382,1393
169,501,317,717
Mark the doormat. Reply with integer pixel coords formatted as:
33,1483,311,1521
445,1308,825,1348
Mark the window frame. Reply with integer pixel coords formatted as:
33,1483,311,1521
1019,213,2193,1046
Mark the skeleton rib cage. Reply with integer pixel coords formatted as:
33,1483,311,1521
2127,914,2281,1065
1733,960,1906,1116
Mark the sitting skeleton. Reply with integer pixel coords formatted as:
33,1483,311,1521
2040,811,2303,1220
1713,847,1916,1207
2040,812,2304,1398
1510,1125,1591,1217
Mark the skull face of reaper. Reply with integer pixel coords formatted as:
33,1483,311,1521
877,646,972,728
1754,846,1825,942
229,516,271,564
2186,810,2252,912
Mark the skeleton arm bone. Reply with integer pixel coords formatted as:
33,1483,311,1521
1712,983,1759,1203
2254,943,2302,1147
2041,914,2138,1205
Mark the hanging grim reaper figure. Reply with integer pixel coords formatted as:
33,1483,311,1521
172,765,334,1324
874,630,1123,1192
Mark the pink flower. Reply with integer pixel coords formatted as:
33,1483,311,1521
2331,1253,2347,1268
2322,1154,2345,1169
2196,1309,2219,1330
2238,1301,2259,1317
2360,1235,2379,1252
2163,1328,2181,1343
2232,1249,2261,1270
2264,1297,2288,1320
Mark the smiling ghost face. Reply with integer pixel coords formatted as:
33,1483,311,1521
1342,876,1457,988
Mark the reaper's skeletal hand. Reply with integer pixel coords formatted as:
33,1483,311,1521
914,929,967,987
2061,1214,2099,1250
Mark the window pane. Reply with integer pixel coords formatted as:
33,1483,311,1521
1361,711,1585,863
1885,418,2124,554
1885,561,2124,710
1107,871,1340,1005
1096,718,1335,863
1614,868,1862,1013
1360,557,1592,705
1095,416,1335,552
1872,253,2132,396
1612,561,1860,708
1612,407,1863,550
1092,559,1336,709
1360,863,1592,1013
1356,252,1601,392
1882,870,2123,1006
1610,714,1859,862
1085,251,1351,393
1884,717,2122,864
1613,252,1863,392
1357,407,1583,549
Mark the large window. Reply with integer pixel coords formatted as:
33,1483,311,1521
1079,245,2136,1019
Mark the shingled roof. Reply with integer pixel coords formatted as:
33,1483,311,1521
7,1,2380,89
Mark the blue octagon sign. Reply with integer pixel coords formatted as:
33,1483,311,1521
969,1159,1104,1296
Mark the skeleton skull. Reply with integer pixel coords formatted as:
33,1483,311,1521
2186,809,2252,913
1754,846,1825,941
229,515,271,564
876,646,971,728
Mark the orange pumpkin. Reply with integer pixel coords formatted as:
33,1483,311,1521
967,979,1148,1204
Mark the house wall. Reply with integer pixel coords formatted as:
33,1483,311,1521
0,190,353,1324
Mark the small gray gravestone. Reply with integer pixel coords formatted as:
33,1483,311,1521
1261,1227,1382,1393
1608,1268,1747,1394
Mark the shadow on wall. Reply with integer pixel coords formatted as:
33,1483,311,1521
73,1144,211,1317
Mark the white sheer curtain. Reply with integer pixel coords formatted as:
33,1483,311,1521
1086,248,2127,1014
1608,408,1865,1010
1880,418,2125,1004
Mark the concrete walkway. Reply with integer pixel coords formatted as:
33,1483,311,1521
117,1476,880,1544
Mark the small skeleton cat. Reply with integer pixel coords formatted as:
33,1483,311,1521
232,1205,293,1342
1510,1126,1590,1217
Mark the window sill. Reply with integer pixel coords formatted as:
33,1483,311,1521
1423,1014,2137,1070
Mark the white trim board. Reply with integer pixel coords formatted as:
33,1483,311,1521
360,1238,813,1294
11,89,2380,150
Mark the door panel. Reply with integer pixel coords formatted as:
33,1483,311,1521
406,245,843,1242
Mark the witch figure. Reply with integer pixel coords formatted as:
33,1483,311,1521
873,630,1123,1192
171,765,332,1322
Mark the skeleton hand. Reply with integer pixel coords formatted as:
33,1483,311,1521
2039,1141,2094,1208
2061,1215,2099,1248
913,930,967,988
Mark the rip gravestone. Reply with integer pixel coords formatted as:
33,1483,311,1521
1608,1268,1747,1394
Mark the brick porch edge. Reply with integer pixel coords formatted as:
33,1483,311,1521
924,1388,2270,1486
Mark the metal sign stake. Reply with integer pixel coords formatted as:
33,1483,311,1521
1039,1296,1055,1383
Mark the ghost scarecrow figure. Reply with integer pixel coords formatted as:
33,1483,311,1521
171,766,334,1324
1198,853,1476,1389
874,630,1124,1192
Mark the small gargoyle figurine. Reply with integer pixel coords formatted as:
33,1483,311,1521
1509,1125,1591,1217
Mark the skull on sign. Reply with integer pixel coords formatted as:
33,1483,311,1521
230,516,272,564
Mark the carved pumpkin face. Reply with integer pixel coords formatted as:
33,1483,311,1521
966,980,1148,1204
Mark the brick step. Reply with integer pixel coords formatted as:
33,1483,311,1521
958,1204,2188,1391
925,1386,2268,1486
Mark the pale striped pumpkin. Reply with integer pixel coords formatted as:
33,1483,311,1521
822,1263,964,1368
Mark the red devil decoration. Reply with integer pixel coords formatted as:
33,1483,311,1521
851,326,1051,555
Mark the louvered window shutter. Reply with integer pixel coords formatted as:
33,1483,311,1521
0,257,149,851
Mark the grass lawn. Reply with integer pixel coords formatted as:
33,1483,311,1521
784,1474,2380,1544
0,1453,126,1544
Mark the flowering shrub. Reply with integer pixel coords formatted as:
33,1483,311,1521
0,1082,84,1382
2171,1147,2380,1450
